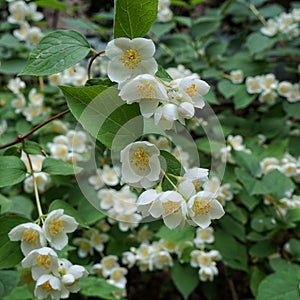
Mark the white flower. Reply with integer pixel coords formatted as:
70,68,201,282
8,77,26,94
13,22,30,41
122,251,136,268
150,191,187,229
24,172,49,193
22,104,42,121
259,74,278,91
73,238,94,258
88,169,105,190
8,223,46,255
29,88,44,106
26,26,43,47
119,74,168,117
58,258,88,297
34,274,61,300
21,152,45,172
292,8,300,22
48,73,63,86
194,227,215,248
43,209,78,250
166,64,197,80
90,231,109,252
0,120,7,136
230,70,244,84
176,76,210,109
137,189,161,217
151,250,173,270
187,191,224,228
258,90,277,105
22,247,59,280
107,267,128,289
227,135,246,151
120,141,161,188
199,266,219,282
277,81,292,97
67,130,87,153
157,8,173,22
261,19,278,37
286,84,300,103
49,143,69,160
8,1,29,24
106,37,158,83
98,188,117,210
246,76,262,94
101,255,119,277
102,165,120,186
154,103,178,130
27,3,44,21
11,94,26,113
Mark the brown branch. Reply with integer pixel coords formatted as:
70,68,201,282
87,50,105,80
0,108,70,150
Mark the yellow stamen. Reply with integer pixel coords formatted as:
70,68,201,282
121,48,141,70
130,148,149,171
22,229,39,245
193,198,211,215
49,219,64,237
185,84,197,97
36,255,51,269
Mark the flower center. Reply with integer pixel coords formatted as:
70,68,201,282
130,148,150,171
112,271,122,280
36,254,51,269
121,48,141,70
162,201,180,215
250,81,258,89
193,198,211,215
22,228,39,245
49,219,64,237
201,231,210,239
138,82,155,100
40,280,53,291
185,84,197,97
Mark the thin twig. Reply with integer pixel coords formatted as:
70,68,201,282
0,108,70,150
87,50,105,80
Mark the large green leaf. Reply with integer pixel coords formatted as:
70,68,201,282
155,226,195,245
257,272,300,300
60,85,143,151
114,0,158,39
246,32,277,55
19,30,91,76
171,261,199,300
0,215,30,269
0,270,19,299
0,156,27,188
42,158,82,175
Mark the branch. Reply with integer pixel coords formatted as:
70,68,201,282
87,50,106,80
0,108,70,150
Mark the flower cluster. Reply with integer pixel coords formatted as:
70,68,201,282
8,0,44,48
91,255,127,298
259,153,300,182
8,209,87,299
260,9,300,39
9,78,50,122
48,64,88,87
47,129,88,163
246,73,300,104
219,135,251,164
105,37,210,129
157,0,173,23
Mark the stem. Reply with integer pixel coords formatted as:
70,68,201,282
39,77,44,93
0,109,70,150
264,194,285,221
24,149,43,218
87,50,105,80
161,169,178,191
249,4,267,26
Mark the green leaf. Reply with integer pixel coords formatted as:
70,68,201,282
19,30,90,76
0,59,26,75
150,22,176,37
219,214,246,242
0,270,19,299
269,258,300,274
231,150,261,176
246,32,277,55
49,199,88,228
0,156,27,188
250,267,266,297
233,86,256,109
249,241,277,258
2,284,32,300
283,102,300,119
257,272,300,300
60,85,143,151
156,65,173,81
114,0,158,39
286,209,300,223
218,80,242,99
0,195,33,219
155,226,195,245
23,141,43,155
35,0,67,11
80,276,121,299
0,215,30,269
191,17,221,39
42,158,82,175
171,261,199,300
214,229,248,271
